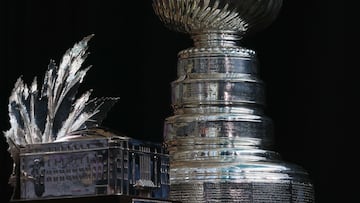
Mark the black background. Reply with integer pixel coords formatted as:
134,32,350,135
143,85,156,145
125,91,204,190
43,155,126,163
0,0,355,202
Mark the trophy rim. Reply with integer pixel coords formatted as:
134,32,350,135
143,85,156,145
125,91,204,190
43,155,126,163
152,0,283,38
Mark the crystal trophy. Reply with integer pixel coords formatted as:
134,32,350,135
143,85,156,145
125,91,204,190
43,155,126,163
152,0,315,202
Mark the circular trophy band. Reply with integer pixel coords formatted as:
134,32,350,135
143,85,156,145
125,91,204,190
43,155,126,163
152,0,283,38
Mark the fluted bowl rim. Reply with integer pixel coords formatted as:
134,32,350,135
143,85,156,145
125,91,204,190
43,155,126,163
152,0,283,37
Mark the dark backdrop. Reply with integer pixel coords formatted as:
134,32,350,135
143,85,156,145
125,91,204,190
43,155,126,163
0,0,354,202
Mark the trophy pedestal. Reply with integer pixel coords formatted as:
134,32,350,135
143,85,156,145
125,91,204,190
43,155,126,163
10,195,181,203
14,136,170,201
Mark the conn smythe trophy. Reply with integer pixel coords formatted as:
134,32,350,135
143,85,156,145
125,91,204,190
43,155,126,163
4,35,172,203
153,0,315,202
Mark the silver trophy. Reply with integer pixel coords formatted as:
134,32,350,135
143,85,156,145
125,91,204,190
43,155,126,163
4,35,172,202
152,0,315,202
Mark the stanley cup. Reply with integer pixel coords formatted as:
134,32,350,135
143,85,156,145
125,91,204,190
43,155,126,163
152,0,315,202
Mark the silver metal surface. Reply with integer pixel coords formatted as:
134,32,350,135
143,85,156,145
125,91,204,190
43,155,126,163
152,0,315,202
19,135,170,200
152,0,282,37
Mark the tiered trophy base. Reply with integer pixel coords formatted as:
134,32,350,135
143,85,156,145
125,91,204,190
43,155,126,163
10,195,180,203
170,181,314,202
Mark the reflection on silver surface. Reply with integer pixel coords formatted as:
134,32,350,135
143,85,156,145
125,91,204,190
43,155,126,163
152,0,282,36
4,36,172,201
19,131,170,200
153,0,315,202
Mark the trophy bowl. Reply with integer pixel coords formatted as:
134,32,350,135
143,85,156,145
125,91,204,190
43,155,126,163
152,0,283,38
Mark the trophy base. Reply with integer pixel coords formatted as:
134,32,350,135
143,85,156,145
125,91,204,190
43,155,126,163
10,194,180,203
169,181,314,203
17,137,169,200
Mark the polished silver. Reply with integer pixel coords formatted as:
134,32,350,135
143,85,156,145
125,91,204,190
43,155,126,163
4,36,171,201
19,132,170,200
153,0,315,202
